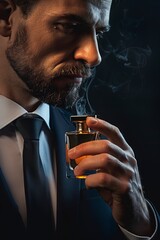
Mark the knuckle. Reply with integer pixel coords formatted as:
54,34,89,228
102,139,111,152
127,154,137,169
113,126,120,136
99,153,110,165
98,173,108,185
125,181,132,193
127,167,135,179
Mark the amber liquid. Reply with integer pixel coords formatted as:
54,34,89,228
66,132,97,178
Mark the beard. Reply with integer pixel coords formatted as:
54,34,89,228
6,24,92,108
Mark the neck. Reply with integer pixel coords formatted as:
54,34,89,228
0,40,41,112
0,75,41,112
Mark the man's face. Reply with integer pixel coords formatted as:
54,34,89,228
6,0,111,107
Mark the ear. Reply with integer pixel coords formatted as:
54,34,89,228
0,0,16,37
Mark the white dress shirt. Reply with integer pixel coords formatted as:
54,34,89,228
0,95,57,226
0,95,157,239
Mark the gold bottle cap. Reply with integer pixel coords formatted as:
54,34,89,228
70,115,90,133
70,115,88,122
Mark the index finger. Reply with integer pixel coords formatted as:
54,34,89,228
86,117,130,151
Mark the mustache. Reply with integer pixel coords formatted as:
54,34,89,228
52,62,93,79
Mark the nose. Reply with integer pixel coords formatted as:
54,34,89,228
74,34,102,68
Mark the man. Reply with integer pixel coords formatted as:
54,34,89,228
0,0,159,239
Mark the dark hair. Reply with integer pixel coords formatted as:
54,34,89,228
13,0,39,15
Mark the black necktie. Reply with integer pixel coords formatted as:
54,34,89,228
15,114,55,239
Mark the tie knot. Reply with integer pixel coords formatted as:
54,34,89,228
15,114,44,140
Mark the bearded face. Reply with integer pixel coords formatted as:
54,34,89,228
5,0,111,108
6,24,92,108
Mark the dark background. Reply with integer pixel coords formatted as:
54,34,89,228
75,0,160,211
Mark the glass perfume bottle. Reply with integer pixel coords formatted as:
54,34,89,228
65,115,98,179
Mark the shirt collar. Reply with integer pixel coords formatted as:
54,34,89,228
0,95,50,129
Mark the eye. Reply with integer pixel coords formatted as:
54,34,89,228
53,21,82,34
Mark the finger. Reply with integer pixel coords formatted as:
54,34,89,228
86,117,131,151
74,153,134,179
68,139,129,164
85,172,131,195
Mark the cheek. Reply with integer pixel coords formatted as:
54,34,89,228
27,34,74,65
27,36,78,72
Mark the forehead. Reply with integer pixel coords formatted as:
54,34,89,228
29,0,112,26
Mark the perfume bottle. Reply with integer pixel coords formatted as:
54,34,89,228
65,115,98,179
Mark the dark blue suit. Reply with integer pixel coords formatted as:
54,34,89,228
0,105,160,240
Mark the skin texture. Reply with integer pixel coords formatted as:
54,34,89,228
0,0,155,237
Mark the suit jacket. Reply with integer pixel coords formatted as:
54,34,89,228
0,105,160,240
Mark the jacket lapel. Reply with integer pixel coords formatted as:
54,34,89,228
0,168,26,237
49,106,81,237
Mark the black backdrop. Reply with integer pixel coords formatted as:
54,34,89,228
75,0,160,212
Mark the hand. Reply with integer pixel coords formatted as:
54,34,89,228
68,117,155,236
